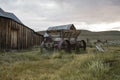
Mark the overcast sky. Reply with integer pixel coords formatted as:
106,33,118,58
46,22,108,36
0,0,120,31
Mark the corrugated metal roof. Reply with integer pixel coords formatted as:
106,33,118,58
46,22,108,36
0,8,23,24
47,24,76,31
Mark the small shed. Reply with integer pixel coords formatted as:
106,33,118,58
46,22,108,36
46,24,81,41
0,8,43,50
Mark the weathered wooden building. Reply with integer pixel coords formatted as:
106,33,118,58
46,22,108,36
0,8,43,50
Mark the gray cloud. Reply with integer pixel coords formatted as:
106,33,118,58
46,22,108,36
0,0,120,31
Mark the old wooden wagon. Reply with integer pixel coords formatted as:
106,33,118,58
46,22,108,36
0,8,43,51
41,24,86,52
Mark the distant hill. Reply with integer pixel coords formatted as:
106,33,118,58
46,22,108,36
38,31,46,36
78,30,120,41
38,30,120,41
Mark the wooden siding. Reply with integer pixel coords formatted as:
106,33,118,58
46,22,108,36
33,33,43,46
0,17,43,50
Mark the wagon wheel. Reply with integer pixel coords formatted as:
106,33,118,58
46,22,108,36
40,38,54,53
59,40,71,52
79,40,86,50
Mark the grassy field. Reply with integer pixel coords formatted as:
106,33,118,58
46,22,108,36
0,46,120,80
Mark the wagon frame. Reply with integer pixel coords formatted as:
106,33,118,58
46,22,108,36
41,24,86,52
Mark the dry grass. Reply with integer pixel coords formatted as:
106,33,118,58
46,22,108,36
0,46,120,80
